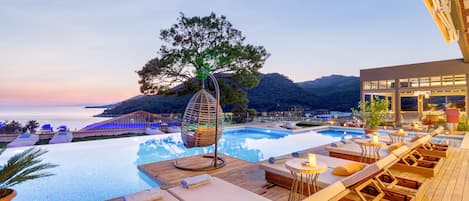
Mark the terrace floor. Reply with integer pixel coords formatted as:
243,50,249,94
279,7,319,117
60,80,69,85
108,147,469,201
392,147,469,201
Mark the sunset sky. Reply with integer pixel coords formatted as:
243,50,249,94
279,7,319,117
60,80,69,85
0,0,462,106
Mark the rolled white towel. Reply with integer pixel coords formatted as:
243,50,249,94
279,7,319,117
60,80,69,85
330,141,345,147
181,174,212,189
124,188,163,201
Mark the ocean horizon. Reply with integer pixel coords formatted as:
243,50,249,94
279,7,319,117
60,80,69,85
0,105,110,131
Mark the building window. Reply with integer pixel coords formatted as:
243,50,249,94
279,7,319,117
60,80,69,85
371,81,379,89
400,79,409,88
430,76,441,87
363,81,371,90
387,80,395,88
454,74,466,85
420,77,430,87
409,78,419,87
442,75,454,86
379,80,387,89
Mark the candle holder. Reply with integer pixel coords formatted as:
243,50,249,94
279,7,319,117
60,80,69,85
308,153,317,167
372,135,379,144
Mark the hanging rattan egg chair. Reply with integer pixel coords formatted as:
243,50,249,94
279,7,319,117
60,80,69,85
181,89,223,148
174,69,225,171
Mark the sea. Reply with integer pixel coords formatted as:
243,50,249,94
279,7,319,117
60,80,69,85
0,105,111,131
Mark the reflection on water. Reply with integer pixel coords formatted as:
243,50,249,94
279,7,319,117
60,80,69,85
135,128,352,164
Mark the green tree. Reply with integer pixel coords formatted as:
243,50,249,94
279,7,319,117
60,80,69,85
351,97,388,130
137,12,269,120
24,120,40,133
0,148,57,197
0,121,23,134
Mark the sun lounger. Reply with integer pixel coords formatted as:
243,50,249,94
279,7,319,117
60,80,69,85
167,126,181,133
390,145,442,177
326,140,389,163
168,176,270,201
49,131,73,144
413,134,448,158
284,122,300,129
123,187,179,201
7,133,39,148
327,138,443,177
262,154,365,189
145,127,164,135
302,181,349,201
281,154,422,200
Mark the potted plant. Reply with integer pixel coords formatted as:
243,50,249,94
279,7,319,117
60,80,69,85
352,97,388,134
428,103,438,111
0,148,57,201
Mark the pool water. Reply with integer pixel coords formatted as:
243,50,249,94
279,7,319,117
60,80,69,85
2,127,459,200
0,127,348,201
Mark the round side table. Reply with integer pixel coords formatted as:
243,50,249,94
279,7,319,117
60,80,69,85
353,138,387,163
285,158,328,201
387,131,408,144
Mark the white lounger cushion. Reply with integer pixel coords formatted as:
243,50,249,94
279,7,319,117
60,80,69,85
260,155,364,188
326,142,389,158
124,188,178,201
168,177,270,201
302,181,346,201
407,135,431,150
49,132,73,144
375,154,399,169
340,163,381,187
391,146,410,158
7,134,39,148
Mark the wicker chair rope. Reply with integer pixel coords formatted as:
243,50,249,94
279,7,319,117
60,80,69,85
181,89,223,148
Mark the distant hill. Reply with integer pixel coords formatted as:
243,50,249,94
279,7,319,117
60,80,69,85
100,73,360,116
247,73,319,111
297,75,360,111
298,74,360,96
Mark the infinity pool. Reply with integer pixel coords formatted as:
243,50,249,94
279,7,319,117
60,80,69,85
0,126,442,201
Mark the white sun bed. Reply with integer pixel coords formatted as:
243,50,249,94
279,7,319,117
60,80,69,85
167,126,181,133
124,187,178,201
285,122,300,129
145,127,164,135
7,133,39,148
261,154,367,189
168,176,270,201
49,131,73,144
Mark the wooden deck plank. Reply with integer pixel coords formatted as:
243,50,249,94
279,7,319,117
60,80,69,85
442,149,465,201
463,149,469,201
451,148,469,201
430,149,461,201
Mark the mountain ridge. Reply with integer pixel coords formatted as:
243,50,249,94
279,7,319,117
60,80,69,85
98,73,360,116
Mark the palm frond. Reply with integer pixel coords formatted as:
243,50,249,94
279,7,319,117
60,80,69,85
0,148,57,188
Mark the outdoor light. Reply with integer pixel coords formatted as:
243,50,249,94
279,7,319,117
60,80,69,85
372,135,379,144
308,153,317,167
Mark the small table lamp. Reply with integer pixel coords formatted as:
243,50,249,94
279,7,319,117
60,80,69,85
372,135,379,144
308,153,317,167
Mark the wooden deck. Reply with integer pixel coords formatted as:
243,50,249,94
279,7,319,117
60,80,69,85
108,147,469,201
392,147,469,201
107,153,289,201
